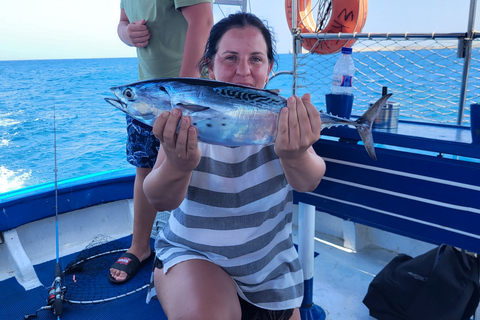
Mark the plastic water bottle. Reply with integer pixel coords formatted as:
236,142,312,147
331,47,355,95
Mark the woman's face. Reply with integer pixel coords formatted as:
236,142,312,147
208,27,273,89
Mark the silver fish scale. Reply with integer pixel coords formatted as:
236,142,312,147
213,87,286,108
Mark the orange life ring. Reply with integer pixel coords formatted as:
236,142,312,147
285,0,368,54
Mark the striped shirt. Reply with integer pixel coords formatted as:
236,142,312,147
154,142,304,310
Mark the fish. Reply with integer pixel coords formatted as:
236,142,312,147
105,77,391,160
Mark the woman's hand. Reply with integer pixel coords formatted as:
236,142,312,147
144,109,200,211
274,93,321,160
274,93,325,192
153,108,201,172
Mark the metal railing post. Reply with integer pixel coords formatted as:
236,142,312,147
458,0,477,125
292,5,326,320
292,0,299,97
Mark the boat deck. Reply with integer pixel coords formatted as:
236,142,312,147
1,235,166,320
0,209,434,320
0,234,388,320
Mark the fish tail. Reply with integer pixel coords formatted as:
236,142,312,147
354,94,392,160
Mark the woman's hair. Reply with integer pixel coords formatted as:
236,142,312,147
198,12,277,73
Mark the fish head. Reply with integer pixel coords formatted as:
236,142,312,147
104,81,172,126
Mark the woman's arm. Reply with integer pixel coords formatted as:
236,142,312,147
143,109,201,211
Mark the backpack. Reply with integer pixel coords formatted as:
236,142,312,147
363,244,480,320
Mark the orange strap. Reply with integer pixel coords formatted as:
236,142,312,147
285,0,368,54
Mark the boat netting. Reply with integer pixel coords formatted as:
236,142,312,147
279,35,480,126
61,235,151,305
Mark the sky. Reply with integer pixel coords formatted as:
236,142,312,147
0,0,479,61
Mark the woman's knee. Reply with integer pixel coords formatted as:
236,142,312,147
155,260,241,320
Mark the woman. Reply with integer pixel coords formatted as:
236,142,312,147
144,12,326,320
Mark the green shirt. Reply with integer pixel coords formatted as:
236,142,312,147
120,0,211,80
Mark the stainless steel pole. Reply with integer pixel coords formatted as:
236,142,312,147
458,0,477,125
292,0,298,96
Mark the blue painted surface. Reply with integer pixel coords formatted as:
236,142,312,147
301,278,316,307
295,138,480,252
0,235,165,320
0,168,135,231
300,305,327,320
324,120,480,159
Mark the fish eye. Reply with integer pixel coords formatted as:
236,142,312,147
123,88,134,100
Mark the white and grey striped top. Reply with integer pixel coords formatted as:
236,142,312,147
154,142,304,310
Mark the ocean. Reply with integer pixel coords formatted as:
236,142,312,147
0,52,475,193
0,58,140,193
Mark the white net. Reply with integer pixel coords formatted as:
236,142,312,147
289,34,479,126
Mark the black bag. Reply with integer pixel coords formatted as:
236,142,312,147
363,244,480,320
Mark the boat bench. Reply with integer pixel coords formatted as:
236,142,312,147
295,124,480,253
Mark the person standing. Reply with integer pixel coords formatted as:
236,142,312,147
109,0,213,284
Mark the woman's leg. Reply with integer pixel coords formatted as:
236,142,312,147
290,308,301,320
155,259,241,320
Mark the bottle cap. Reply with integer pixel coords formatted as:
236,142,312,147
341,47,352,54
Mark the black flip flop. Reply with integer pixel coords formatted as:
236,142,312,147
109,249,155,285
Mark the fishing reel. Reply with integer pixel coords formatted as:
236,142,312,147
47,284,66,310
24,263,66,319
24,284,66,319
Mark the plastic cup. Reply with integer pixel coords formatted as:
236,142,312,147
325,93,354,119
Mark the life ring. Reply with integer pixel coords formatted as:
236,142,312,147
285,0,368,54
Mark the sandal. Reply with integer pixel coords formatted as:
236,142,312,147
108,250,155,285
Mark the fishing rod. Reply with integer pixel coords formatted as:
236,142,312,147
51,99,63,319
25,101,64,319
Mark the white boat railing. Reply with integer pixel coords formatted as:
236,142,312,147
213,0,248,12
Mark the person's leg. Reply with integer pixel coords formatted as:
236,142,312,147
155,259,241,320
129,167,157,255
109,167,157,282
110,116,160,283
290,308,301,320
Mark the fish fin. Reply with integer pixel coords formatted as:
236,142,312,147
175,103,210,113
357,126,377,161
355,94,392,160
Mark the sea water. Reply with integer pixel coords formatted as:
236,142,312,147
0,58,140,193
0,54,473,193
